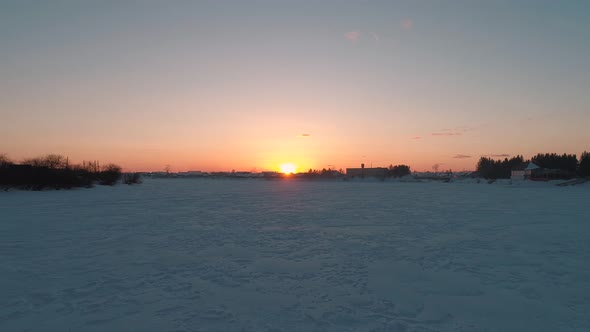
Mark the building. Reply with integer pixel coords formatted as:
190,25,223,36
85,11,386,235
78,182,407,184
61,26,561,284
511,162,540,180
530,168,574,181
346,164,387,178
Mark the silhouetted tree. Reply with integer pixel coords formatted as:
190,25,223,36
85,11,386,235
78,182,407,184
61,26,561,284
80,160,100,173
44,154,68,169
386,164,411,177
21,154,68,169
21,156,44,167
531,153,578,173
476,155,524,179
1,154,130,190
98,164,122,185
579,151,590,177
0,153,12,166
300,168,342,179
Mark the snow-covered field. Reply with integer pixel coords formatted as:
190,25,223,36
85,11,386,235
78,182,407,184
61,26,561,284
1,179,589,331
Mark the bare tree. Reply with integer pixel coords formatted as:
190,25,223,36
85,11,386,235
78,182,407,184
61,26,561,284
432,164,440,173
82,160,100,173
21,154,67,169
0,153,12,166
21,157,43,167
44,154,67,169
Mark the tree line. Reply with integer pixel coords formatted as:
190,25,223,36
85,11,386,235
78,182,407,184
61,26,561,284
476,151,590,179
0,153,140,190
386,164,411,178
476,155,524,179
531,153,578,173
301,168,344,178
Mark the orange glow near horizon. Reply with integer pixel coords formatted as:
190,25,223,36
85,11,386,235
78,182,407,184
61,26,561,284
279,163,297,174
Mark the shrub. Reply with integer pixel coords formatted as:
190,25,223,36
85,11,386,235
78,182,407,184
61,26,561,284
98,164,122,186
123,173,142,185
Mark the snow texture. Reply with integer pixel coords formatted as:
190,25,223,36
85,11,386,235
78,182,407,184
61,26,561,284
1,179,589,331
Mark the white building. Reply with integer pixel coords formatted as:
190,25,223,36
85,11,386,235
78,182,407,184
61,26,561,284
511,162,540,180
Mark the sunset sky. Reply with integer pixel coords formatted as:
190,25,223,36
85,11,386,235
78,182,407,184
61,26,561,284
1,1,589,172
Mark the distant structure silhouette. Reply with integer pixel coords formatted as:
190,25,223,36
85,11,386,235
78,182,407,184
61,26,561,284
346,164,387,178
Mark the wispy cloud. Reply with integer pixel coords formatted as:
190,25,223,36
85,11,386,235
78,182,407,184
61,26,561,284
483,154,511,158
401,19,414,30
453,154,472,159
344,31,361,41
455,126,476,133
432,132,462,136
411,136,422,140
296,133,311,138
431,126,475,137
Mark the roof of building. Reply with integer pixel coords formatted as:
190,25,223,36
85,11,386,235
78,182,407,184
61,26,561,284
512,162,541,171
346,167,388,171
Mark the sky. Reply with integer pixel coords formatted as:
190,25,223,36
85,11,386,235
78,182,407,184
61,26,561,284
1,0,589,172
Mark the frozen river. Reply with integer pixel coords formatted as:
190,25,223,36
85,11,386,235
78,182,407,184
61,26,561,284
1,179,589,331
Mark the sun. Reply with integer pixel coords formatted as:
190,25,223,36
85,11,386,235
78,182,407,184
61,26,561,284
279,163,297,174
